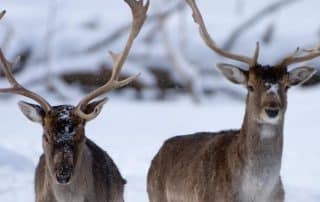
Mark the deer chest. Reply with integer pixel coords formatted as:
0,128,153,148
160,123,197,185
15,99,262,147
240,168,279,202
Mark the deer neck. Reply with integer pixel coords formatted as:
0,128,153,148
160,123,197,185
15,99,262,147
240,105,284,162
236,103,284,201
238,102,284,179
244,115,282,158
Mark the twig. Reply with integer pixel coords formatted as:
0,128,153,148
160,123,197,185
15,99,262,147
178,5,188,52
223,0,298,50
45,0,58,89
262,22,275,44
44,0,69,100
158,14,200,103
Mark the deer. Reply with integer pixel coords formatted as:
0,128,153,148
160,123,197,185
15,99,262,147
147,1,320,202
0,1,149,201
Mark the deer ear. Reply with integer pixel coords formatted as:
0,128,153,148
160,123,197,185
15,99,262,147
18,101,45,123
82,98,108,121
217,63,247,84
289,66,317,86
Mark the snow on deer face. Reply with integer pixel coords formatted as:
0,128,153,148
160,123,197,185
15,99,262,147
246,65,288,124
18,99,107,184
41,105,85,184
217,63,316,124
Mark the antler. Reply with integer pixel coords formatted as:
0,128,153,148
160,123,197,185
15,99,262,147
75,0,149,120
0,11,52,111
186,0,260,67
278,45,320,67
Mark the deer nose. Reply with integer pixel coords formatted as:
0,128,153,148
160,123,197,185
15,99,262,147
265,108,279,118
56,165,73,184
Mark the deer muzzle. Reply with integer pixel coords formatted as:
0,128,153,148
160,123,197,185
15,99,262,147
56,164,74,184
264,108,280,118
53,146,75,185
262,91,282,119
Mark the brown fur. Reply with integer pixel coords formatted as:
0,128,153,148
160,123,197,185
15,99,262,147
35,138,126,202
31,105,126,202
147,66,289,202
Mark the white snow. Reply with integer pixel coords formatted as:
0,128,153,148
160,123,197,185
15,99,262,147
267,83,279,95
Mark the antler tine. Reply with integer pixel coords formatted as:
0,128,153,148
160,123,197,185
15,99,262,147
279,45,320,67
0,49,52,111
186,0,257,66
0,11,51,111
75,0,149,119
110,0,149,80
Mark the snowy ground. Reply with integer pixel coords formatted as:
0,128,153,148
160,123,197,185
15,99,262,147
0,86,319,202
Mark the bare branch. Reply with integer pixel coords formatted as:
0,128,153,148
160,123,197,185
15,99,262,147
262,22,275,44
158,13,200,103
223,0,298,51
85,1,184,53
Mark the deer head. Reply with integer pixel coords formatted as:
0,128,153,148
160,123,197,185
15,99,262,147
186,0,319,125
0,0,149,184
18,102,106,184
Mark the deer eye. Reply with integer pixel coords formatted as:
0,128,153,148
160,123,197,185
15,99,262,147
247,85,254,92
